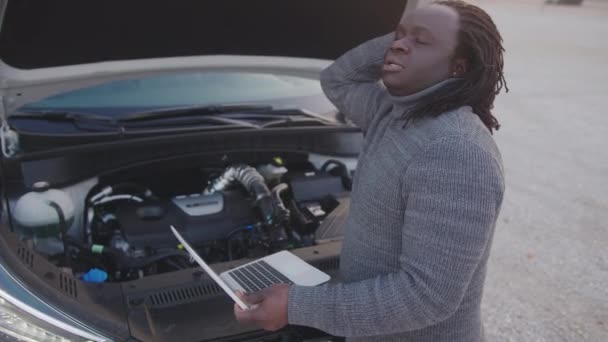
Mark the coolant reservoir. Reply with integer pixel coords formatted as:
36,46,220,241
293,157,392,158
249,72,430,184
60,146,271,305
13,181,75,255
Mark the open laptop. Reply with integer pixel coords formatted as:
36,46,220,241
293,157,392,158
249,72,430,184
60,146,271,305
170,225,330,310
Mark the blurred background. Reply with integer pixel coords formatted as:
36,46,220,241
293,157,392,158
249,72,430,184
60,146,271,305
452,0,608,341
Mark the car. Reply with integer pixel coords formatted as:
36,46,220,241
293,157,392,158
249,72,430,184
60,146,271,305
0,1,409,341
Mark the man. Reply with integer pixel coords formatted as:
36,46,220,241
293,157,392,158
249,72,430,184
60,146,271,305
234,1,507,341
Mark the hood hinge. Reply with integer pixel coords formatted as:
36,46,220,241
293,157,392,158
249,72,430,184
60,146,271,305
0,95,20,158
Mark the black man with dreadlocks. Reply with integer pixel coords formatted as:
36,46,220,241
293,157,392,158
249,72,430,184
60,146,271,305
234,1,507,341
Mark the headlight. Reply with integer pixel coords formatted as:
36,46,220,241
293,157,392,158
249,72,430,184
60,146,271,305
0,291,108,342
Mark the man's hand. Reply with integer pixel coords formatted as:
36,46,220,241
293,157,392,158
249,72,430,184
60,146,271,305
233,284,290,331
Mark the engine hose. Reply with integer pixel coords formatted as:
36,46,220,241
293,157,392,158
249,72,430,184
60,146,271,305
92,194,144,206
271,183,290,223
89,183,155,203
205,165,275,224
112,183,153,197
85,207,94,245
321,159,353,191
47,201,70,267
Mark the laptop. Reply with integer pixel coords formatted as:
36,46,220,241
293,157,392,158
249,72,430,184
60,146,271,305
170,225,330,310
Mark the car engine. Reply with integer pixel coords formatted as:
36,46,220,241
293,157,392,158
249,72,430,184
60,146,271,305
43,160,352,282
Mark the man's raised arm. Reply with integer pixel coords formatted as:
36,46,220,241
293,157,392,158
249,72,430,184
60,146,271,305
320,33,394,132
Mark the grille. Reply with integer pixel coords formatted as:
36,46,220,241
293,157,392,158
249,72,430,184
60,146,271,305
59,273,78,298
16,246,34,268
148,282,222,307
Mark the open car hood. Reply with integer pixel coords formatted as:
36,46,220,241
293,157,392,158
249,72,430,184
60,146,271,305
0,0,407,113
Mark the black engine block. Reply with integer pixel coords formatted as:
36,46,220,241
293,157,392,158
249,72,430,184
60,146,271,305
113,190,257,250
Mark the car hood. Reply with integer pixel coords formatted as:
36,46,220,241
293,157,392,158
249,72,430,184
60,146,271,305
0,0,407,114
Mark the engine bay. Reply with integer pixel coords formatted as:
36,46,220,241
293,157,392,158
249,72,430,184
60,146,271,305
9,154,353,283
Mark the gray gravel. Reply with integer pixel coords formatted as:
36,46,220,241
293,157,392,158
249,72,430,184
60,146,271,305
465,1,608,341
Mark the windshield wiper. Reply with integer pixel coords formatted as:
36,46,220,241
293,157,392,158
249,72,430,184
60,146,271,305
119,104,274,122
12,109,260,132
121,115,260,129
118,104,334,125
15,110,117,123
12,111,120,132
13,105,338,133
259,117,337,128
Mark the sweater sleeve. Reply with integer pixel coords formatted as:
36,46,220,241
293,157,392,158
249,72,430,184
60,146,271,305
287,136,505,337
320,33,393,132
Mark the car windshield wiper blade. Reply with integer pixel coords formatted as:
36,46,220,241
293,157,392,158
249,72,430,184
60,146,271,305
220,108,335,123
13,106,338,133
118,104,334,124
13,110,260,131
119,104,275,122
121,115,260,129
259,117,338,128
12,110,120,132
15,110,117,123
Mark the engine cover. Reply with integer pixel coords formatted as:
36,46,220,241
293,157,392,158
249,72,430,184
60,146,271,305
114,190,256,249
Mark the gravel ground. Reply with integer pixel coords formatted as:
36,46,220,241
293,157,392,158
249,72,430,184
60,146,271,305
465,1,608,341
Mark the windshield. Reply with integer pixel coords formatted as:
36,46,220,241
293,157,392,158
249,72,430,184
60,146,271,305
20,72,326,116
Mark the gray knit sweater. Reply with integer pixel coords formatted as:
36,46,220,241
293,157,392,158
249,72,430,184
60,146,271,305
287,34,505,342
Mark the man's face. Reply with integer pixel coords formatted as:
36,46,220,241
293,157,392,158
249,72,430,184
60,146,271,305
382,4,460,96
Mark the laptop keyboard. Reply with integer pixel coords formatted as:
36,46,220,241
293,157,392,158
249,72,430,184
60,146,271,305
228,260,294,293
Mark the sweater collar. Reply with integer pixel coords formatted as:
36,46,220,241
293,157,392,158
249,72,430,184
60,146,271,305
388,78,461,108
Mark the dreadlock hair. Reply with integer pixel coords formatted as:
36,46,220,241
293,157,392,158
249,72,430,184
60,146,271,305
402,0,508,133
